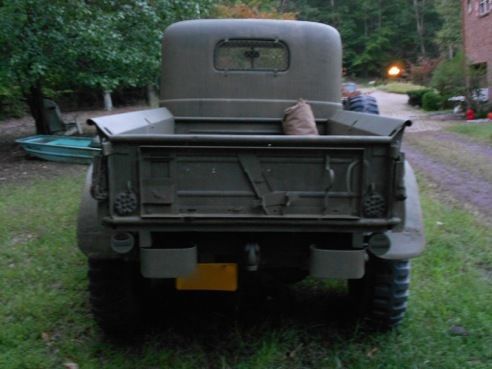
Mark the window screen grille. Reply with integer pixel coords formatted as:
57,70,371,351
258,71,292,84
215,39,289,72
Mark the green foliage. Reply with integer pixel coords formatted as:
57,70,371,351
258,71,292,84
0,0,77,92
422,90,443,111
434,0,462,59
295,0,443,76
0,0,467,121
0,0,212,121
431,53,490,113
407,88,434,107
73,0,212,91
474,103,492,119
431,52,466,99
0,84,25,119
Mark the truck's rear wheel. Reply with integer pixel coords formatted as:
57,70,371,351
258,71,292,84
347,95,380,115
88,258,143,335
349,255,410,330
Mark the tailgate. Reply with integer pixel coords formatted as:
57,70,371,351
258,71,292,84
136,145,374,219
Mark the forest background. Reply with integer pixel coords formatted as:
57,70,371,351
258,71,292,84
0,0,462,132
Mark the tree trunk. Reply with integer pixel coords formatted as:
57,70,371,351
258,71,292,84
330,0,339,26
413,0,427,57
25,81,49,134
103,90,113,111
378,0,383,29
448,44,454,60
147,84,159,108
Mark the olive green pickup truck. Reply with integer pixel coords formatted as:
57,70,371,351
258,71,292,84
77,19,424,334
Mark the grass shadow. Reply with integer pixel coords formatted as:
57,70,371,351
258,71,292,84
103,279,376,364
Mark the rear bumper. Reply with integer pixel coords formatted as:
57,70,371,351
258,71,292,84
139,245,366,280
102,216,401,233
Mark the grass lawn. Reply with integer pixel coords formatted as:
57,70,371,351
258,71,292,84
448,122,492,144
378,82,427,94
0,174,491,369
405,133,492,184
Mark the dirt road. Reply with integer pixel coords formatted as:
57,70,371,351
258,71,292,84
371,90,492,220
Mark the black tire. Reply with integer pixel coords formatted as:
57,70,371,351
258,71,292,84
88,258,144,335
347,95,380,115
349,255,410,330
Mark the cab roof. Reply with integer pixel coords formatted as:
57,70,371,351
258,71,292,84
160,19,342,119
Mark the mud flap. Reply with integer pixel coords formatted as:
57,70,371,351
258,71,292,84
383,161,425,259
77,165,115,258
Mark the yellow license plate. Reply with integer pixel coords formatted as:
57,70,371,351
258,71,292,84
176,263,238,291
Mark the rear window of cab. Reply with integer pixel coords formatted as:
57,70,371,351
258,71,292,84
214,39,289,72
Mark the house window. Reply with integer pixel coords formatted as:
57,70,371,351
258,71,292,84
215,39,289,72
478,0,491,15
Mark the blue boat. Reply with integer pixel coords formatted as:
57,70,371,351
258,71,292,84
15,135,101,164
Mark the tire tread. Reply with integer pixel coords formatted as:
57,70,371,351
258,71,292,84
349,257,411,330
88,258,143,335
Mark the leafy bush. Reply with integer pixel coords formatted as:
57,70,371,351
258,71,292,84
0,85,26,119
422,91,443,111
432,53,489,112
475,103,492,119
407,88,433,107
431,53,466,99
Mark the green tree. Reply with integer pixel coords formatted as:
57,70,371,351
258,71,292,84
292,0,443,77
434,0,462,59
0,0,84,133
0,0,211,133
75,1,211,103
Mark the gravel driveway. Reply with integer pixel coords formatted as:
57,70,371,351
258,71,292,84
369,90,447,132
372,90,492,221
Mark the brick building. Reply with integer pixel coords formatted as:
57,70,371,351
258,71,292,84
462,0,492,100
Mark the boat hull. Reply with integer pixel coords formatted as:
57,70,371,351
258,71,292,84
16,135,100,164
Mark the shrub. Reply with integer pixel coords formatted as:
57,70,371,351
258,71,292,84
475,103,492,119
431,53,466,99
0,86,26,119
407,88,433,107
422,91,443,111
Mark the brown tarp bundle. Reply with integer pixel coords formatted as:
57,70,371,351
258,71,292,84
282,99,319,135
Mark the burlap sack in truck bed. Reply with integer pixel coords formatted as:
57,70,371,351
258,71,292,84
282,99,319,135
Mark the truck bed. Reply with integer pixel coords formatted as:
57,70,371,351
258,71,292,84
89,108,409,231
